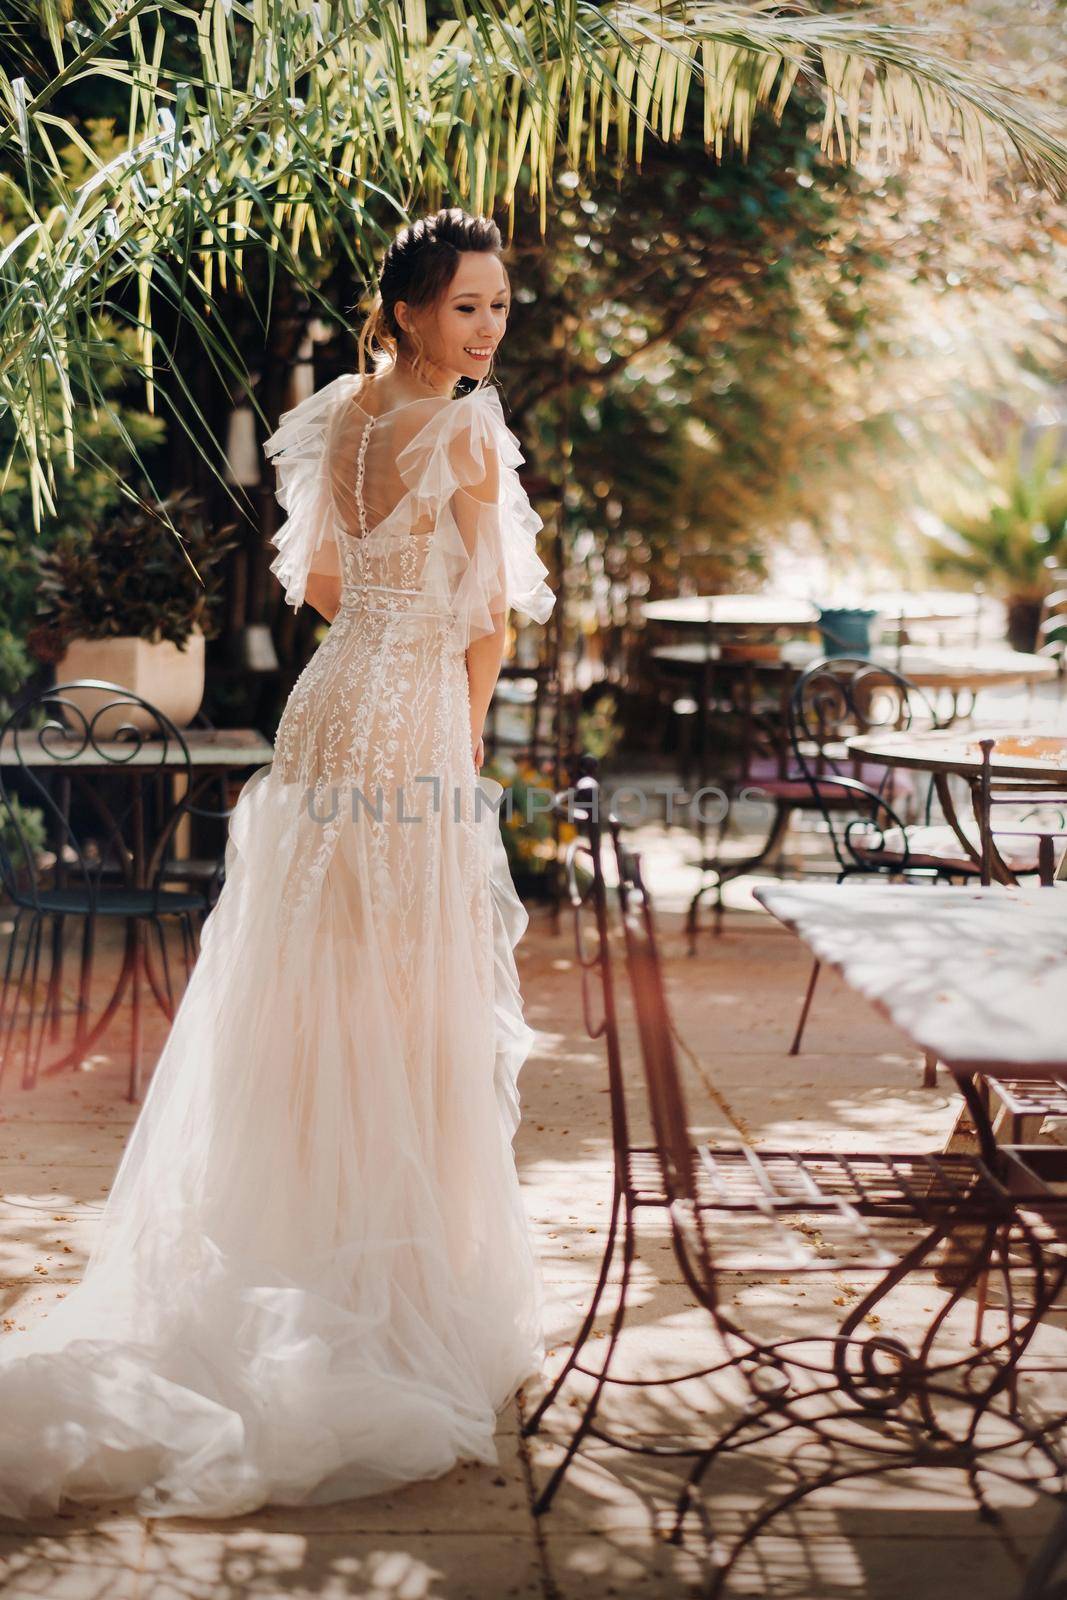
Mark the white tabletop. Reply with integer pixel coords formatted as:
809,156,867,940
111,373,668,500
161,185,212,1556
0,728,275,769
650,641,1058,691
866,590,985,623
755,881,1067,1076
642,595,819,627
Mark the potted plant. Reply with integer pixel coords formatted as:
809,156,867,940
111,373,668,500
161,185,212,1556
32,490,239,736
925,431,1067,653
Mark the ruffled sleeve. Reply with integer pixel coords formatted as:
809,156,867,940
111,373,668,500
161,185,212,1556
263,373,362,610
395,385,556,651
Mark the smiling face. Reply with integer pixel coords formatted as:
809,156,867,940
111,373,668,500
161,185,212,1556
395,252,510,386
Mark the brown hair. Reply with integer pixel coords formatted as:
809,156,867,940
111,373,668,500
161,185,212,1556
356,208,506,393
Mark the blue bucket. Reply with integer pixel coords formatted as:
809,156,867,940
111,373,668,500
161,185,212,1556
817,607,878,658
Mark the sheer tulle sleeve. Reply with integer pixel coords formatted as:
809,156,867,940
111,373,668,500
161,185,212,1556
396,386,556,651
263,373,360,610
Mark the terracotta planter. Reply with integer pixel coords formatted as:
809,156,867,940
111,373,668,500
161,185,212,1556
55,626,205,739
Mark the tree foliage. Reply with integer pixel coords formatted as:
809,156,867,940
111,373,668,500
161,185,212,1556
1,0,1065,527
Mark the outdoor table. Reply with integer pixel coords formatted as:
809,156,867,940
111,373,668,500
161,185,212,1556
866,589,986,625
652,640,1058,697
753,880,1067,1455
846,726,1067,882
642,594,818,628
754,881,1067,1133
866,589,990,649
0,726,274,1074
0,725,273,772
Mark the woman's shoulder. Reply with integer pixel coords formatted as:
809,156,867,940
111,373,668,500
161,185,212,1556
264,373,364,458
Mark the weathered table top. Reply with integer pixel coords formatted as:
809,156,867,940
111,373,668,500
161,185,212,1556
0,727,275,769
755,880,1067,1076
846,727,1067,784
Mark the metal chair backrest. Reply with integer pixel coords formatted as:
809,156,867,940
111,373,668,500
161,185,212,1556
974,736,1065,888
787,655,945,874
714,652,800,790
165,710,239,904
556,763,697,1202
551,762,632,1169
0,680,194,915
607,805,699,1206
1036,561,1067,672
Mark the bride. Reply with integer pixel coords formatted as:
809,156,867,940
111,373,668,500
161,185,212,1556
0,207,556,1520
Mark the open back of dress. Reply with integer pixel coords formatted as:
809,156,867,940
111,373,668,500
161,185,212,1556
329,390,463,542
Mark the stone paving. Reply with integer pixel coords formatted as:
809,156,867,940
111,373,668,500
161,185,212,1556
0,826,1064,1598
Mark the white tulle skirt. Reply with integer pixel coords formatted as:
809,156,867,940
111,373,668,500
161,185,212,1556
0,762,546,1520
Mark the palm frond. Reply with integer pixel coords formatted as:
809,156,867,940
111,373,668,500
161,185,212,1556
0,0,1064,516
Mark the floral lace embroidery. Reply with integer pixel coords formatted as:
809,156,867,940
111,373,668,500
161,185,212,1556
272,406,489,984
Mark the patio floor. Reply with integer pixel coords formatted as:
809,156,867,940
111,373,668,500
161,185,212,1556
1,816,1065,1598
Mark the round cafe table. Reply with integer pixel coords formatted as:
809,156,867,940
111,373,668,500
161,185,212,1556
650,641,1058,726
642,595,818,628
651,640,1057,691
643,592,985,628
845,726,1067,883
845,727,1067,785
865,589,987,625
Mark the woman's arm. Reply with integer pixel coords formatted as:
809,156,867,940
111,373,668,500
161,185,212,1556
466,616,507,762
449,434,507,767
303,572,341,623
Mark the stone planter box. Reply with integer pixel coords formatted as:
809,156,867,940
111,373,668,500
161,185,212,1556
55,627,205,739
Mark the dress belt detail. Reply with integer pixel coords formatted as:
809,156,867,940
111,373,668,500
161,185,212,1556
336,584,452,620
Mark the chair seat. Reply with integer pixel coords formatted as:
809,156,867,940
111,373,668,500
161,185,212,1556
744,776,823,802
626,1143,1012,1271
160,857,225,883
856,822,1046,874
11,885,208,916
742,757,917,810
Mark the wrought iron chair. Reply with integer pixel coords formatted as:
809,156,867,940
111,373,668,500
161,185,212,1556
789,655,969,881
0,681,215,1101
524,764,1067,1594
684,650,944,952
785,657,1052,1066
155,709,237,911
1036,562,1067,692
681,650,819,950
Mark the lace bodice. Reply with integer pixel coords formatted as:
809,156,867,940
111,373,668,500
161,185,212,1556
262,377,557,945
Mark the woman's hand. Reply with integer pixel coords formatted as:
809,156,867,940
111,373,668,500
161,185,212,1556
472,734,485,774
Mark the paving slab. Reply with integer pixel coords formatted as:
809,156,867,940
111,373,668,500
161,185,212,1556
137,1530,543,1600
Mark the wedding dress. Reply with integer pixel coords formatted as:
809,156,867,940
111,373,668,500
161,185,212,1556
0,375,556,1519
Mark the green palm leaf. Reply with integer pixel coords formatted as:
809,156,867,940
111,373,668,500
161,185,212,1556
1,0,1064,520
